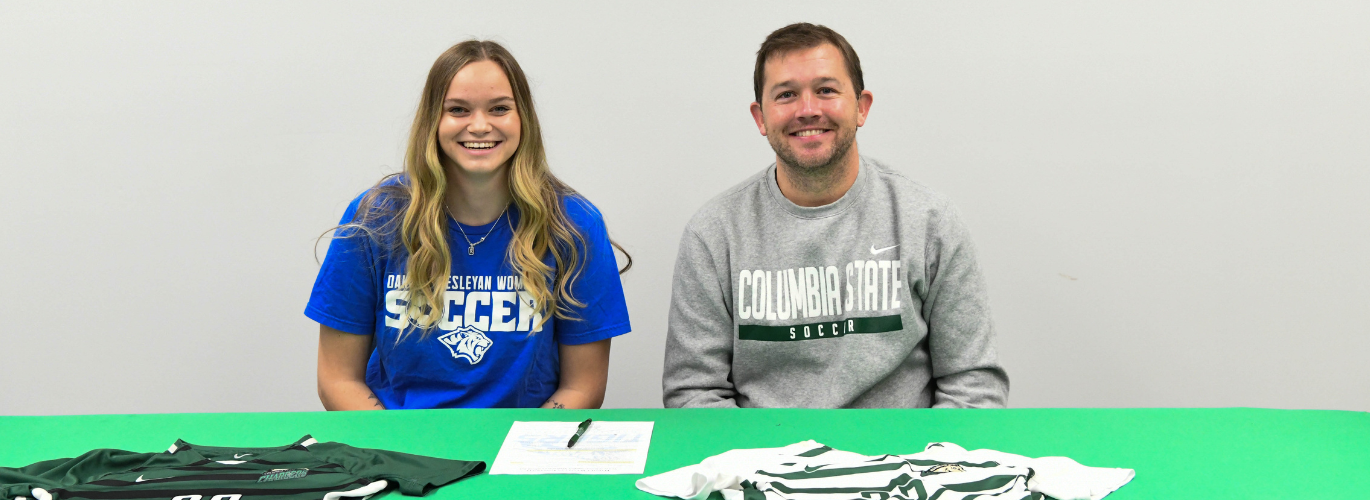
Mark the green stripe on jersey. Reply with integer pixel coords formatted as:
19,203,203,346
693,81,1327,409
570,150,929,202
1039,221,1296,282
740,480,767,500
768,473,925,495
738,315,903,342
755,461,907,480
796,445,834,457
941,474,1020,492
905,459,1002,468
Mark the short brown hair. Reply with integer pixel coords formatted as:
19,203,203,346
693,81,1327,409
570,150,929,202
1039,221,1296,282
753,23,864,104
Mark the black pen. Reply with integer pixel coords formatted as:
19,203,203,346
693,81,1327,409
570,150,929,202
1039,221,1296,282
566,418,592,448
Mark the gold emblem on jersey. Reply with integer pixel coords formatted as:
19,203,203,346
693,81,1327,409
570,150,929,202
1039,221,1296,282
925,463,966,475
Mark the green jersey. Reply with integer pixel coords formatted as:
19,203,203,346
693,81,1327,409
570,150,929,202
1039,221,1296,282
0,436,484,500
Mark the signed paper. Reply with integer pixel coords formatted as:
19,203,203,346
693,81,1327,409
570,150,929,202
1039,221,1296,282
490,420,655,474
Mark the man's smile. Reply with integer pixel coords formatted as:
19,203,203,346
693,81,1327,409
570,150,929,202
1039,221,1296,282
789,128,832,142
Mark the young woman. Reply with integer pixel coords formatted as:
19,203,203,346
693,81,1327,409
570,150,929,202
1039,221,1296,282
307,40,631,410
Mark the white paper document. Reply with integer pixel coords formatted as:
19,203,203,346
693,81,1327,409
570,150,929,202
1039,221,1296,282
490,420,655,475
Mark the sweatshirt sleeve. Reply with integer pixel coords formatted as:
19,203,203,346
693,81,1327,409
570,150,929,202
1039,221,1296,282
921,203,1010,408
662,226,741,408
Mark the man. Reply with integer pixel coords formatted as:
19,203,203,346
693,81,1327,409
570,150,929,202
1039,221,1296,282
663,23,1009,408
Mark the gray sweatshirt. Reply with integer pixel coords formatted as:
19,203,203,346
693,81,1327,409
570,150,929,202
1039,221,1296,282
663,157,1009,409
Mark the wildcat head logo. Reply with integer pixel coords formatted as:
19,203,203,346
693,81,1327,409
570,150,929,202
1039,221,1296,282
438,326,493,364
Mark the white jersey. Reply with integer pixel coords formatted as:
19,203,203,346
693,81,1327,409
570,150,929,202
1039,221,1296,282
636,441,1133,500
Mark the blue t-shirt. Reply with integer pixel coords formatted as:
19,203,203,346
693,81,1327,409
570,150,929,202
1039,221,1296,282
305,189,631,409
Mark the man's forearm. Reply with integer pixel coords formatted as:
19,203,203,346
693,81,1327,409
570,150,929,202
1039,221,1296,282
932,366,1010,409
663,228,742,408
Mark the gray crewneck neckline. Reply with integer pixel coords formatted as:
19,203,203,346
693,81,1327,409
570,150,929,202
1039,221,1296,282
763,156,870,219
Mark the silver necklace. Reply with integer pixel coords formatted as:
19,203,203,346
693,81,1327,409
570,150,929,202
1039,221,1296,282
451,204,509,256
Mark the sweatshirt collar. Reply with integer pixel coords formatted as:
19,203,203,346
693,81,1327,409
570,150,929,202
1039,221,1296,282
764,155,870,219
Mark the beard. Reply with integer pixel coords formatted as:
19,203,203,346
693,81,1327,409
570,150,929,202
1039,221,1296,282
768,124,857,191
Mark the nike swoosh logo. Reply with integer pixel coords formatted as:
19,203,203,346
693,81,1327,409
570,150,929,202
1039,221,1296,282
135,476,148,482
870,244,898,255
234,453,251,459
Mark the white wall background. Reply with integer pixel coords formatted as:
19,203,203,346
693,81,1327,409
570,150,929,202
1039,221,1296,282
2,1,1366,415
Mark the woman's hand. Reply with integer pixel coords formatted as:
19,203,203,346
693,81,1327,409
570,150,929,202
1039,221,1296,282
541,338,613,409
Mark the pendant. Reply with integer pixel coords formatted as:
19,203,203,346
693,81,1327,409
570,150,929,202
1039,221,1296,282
468,245,476,256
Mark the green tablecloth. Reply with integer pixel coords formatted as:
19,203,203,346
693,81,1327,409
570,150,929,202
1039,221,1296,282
2,408,1366,499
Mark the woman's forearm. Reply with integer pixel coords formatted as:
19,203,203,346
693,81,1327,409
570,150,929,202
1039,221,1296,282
317,325,384,411
319,379,386,411
542,338,613,409
541,386,604,409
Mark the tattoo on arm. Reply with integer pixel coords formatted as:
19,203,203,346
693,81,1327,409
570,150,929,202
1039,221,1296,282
367,393,383,408
549,399,565,409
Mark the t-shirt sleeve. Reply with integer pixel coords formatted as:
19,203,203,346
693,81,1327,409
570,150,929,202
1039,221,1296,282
304,194,380,335
315,443,486,496
553,197,632,345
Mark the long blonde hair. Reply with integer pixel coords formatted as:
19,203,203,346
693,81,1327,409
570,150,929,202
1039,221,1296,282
332,40,628,337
